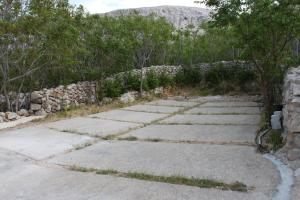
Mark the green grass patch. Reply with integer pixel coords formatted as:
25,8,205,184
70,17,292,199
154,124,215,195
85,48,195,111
126,172,248,192
118,136,138,141
266,130,284,151
101,135,117,140
144,138,163,142
96,169,119,175
69,166,248,192
193,112,259,115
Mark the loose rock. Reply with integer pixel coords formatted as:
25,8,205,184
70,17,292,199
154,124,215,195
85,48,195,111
102,97,113,104
31,104,42,111
154,87,164,95
5,112,18,121
287,149,300,161
17,109,29,117
119,92,137,104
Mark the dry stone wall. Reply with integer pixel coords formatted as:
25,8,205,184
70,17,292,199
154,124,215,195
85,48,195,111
113,65,182,79
283,66,300,162
0,93,30,110
30,82,97,115
29,65,181,115
1,62,249,119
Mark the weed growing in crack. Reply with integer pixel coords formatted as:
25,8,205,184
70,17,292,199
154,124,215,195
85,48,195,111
68,166,249,192
118,136,138,141
144,138,163,142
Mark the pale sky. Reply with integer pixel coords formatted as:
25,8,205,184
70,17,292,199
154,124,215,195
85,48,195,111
69,0,205,14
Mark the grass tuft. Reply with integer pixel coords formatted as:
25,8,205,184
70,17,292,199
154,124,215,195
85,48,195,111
266,130,284,151
101,135,117,140
118,136,138,141
96,169,119,175
144,138,163,142
69,166,249,192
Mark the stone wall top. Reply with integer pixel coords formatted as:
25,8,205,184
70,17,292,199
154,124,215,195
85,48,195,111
283,66,300,134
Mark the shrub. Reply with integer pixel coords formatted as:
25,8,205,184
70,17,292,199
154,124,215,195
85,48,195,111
236,69,256,85
158,73,174,87
175,67,202,86
146,70,159,90
204,63,257,93
125,73,140,91
174,70,185,85
204,63,228,87
103,79,124,98
184,67,202,86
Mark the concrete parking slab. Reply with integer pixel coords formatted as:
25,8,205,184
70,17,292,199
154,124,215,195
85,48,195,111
0,149,269,200
200,101,261,107
292,175,300,200
0,116,44,130
185,107,261,115
121,105,184,114
188,96,260,103
120,124,257,144
160,114,261,125
45,117,141,137
0,126,92,160
146,100,198,107
0,96,281,200
49,141,278,197
89,110,168,124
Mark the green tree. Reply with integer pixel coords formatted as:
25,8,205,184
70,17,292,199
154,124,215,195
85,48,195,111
0,0,84,111
201,0,300,115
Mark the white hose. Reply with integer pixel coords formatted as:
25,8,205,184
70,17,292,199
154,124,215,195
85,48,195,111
263,154,294,200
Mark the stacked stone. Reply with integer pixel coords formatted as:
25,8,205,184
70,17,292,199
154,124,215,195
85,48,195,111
0,110,29,123
0,93,30,110
113,65,182,79
194,61,254,72
283,66,300,162
30,81,97,115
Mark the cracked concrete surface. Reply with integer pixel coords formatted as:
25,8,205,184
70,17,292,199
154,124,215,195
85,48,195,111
0,96,281,200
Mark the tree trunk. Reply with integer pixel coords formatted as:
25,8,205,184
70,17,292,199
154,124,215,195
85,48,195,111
140,65,143,97
15,79,25,112
3,83,11,111
261,80,274,120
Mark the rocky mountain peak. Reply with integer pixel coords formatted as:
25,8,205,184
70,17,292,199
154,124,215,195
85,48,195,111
104,5,211,29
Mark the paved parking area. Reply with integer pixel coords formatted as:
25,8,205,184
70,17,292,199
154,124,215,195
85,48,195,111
0,96,281,200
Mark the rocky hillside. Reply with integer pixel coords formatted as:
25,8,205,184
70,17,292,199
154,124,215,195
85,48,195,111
104,6,211,29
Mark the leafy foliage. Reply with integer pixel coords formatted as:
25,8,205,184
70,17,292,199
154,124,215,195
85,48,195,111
103,79,124,98
2,0,299,113
146,70,160,90
202,0,300,115
175,67,202,86
204,63,257,93
158,73,174,87
125,73,141,91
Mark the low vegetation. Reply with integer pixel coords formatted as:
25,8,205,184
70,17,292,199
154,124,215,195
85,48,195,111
97,63,258,99
201,0,300,116
69,166,249,192
118,136,138,141
265,130,284,151
1,0,299,123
